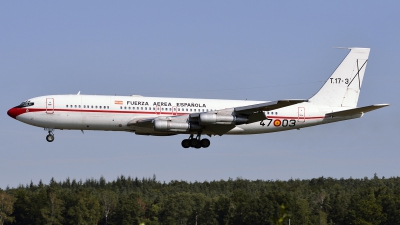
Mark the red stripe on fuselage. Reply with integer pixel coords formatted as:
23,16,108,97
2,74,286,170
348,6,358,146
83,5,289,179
9,108,326,120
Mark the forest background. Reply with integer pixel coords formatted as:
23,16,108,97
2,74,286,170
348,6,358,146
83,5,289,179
1,175,399,225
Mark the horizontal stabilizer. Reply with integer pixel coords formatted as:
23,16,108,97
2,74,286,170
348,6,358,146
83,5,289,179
326,104,389,117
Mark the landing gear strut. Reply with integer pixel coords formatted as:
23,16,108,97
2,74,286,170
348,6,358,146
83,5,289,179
46,130,54,142
181,134,210,148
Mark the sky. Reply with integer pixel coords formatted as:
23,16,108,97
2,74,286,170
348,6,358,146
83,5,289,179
0,1,398,189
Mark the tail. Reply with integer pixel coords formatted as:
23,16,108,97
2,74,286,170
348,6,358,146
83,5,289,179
309,48,370,108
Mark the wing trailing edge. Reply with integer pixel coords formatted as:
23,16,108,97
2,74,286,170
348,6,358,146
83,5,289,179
235,99,307,115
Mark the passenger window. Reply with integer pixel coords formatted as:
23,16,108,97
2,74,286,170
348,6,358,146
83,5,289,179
100,106,102,109
66,105,68,108
276,112,278,115
120,106,122,109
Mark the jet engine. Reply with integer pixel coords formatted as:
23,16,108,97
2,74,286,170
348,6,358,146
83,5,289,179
153,120,201,132
199,113,248,125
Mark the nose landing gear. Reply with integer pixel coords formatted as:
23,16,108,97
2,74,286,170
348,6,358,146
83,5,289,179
181,134,210,148
45,130,54,142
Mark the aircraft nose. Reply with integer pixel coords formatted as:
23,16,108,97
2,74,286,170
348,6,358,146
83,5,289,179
7,107,24,119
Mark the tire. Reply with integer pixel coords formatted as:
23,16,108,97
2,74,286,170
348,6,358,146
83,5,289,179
190,139,199,147
201,138,210,148
194,142,202,149
46,134,54,142
181,139,190,148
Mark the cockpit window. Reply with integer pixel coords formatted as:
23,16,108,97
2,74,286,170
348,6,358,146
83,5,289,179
16,101,34,108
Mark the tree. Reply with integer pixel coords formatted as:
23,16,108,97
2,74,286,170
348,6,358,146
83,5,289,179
100,190,117,225
0,190,16,225
41,191,64,225
109,192,140,225
66,190,101,225
346,188,384,225
159,192,194,224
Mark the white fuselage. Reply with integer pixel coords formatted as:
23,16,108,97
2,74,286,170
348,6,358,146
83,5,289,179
11,94,360,135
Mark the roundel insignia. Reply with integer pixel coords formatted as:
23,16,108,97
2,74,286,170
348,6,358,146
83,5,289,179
273,119,281,127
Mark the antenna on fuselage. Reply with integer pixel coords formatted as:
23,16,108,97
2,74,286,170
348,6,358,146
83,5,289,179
77,91,81,95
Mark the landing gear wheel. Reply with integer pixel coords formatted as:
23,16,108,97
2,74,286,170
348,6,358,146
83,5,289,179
200,138,210,148
46,134,54,142
194,142,202,149
190,139,199,147
181,139,190,148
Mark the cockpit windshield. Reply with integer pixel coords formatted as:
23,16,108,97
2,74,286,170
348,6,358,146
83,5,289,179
16,101,34,108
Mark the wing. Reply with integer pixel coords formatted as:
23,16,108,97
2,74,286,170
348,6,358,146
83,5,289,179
127,99,307,136
235,99,307,114
191,99,307,135
234,99,307,123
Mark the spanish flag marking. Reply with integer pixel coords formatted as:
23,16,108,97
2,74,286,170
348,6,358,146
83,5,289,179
114,100,123,105
273,119,281,127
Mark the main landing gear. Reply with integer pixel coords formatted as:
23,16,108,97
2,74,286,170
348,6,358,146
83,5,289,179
181,134,210,149
46,130,54,142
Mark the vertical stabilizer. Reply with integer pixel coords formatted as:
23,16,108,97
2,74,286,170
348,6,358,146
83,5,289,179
309,48,370,108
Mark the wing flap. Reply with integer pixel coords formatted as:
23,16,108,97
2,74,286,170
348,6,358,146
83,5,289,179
326,104,389,117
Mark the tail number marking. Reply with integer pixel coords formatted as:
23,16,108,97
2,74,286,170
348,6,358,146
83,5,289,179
260,119,296,127
329,78,349,84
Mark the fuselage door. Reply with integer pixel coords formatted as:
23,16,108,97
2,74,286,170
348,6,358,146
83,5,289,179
46,98,54,114
298,107,305,122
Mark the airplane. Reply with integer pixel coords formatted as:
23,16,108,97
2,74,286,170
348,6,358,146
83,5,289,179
7,48,389,148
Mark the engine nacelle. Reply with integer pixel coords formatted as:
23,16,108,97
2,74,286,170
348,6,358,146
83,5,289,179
199,113,248,125
153,120,201,132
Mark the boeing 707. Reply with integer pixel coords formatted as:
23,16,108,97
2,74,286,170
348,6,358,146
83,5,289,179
7,48,389,148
